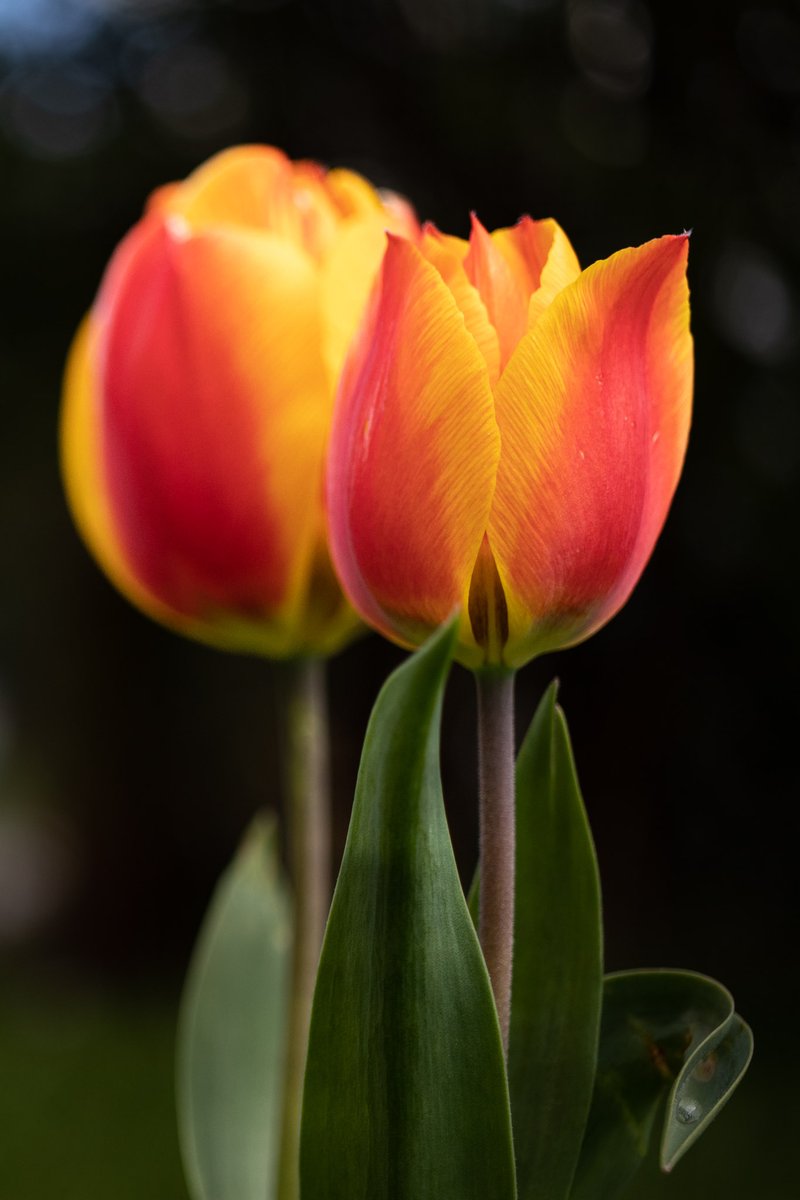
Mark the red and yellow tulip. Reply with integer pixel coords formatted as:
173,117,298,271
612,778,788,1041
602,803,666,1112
61,145,417,657
327,216,693,669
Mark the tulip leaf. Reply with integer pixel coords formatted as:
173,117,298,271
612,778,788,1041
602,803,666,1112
569,969,754,1200
497,681,603,1200
176,813,291,1200
300,621,517,1200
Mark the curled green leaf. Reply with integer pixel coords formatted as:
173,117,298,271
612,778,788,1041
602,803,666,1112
570,969,753,1200
657,973,753,1171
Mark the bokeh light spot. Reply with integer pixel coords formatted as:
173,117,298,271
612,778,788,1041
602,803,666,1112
568,0,653,97
136,39,248,140
712,241,796,364
1,65,117,160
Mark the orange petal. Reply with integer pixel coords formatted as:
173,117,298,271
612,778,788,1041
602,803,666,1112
464,214,530,369
327,235,500,659
489,235,693,665
522,218,581,328
149,145,342,260
287,160,346,258
318,206,421,391
319,177,419,383
464,216,581,367
149,144,291,228
61,312,178,626
324,167,387,219
96,214,332,635
324,168,419,241
421,223,501,385
318,219,391,387
62,305,355,657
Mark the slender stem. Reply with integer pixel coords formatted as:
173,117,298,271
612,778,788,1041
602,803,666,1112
276,657,331,1200
475,669,516,1057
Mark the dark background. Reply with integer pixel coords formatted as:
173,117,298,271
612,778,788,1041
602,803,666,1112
1,0,798,1196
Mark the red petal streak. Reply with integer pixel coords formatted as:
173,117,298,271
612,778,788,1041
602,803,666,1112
98,216,329,622
490,235,692,663
327,235,499,645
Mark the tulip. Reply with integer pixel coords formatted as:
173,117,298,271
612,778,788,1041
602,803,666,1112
61,146,419,1200
327,216,693,671
327,215,692,1048
61,144,417,658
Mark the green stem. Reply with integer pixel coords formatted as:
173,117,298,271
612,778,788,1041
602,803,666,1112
475,669,516,1057
277,657,331,1200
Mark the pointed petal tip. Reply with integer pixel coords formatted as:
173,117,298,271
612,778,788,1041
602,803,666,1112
382,230,415,267
634,231,690,274
662,230,691,254
382,231,428,281
469,211,489,238
665,231,691,270
385,228,419,252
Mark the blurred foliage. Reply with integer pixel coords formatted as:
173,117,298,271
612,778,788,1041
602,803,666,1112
0,986,793,1199
0,984,188,1198
1,0,799,1194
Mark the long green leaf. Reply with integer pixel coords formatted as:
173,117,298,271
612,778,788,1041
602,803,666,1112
503,682,603,1200
569,969,753,1200
300,622,517,1200
177,813,291,1200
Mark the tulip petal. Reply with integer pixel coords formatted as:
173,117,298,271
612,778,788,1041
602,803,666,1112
318,221,401,388
324,167,388,219
489,235,692,665
421,223,501,385
523,218,582,329
61,313,178,626
319,181,419,385
465,215,530,369
97,215,332,641
150,145,342,260
465,215,580,370
150,144,293,229
327,235,500,660
324,169,419,241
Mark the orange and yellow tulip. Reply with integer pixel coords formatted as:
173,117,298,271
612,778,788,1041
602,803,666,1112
326,216,693,669
61,145,417,657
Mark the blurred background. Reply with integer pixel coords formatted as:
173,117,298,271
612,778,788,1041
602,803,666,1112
1,0,798,1195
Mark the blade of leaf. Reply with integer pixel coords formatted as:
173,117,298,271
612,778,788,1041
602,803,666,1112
177,813,291,1200
507,682,603,1200
569,969,753,1200
300,621,517,1200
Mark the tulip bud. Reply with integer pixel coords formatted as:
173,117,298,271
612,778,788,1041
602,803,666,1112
327,216,693,669
61,145,417,657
